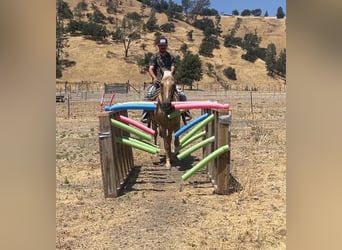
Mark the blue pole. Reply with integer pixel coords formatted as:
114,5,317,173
174,113,209,137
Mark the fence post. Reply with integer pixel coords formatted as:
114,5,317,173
67,93,70,118
98,111,119,198
250,90,253,113
215,109,231,194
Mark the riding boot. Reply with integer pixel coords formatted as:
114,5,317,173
141,110,150,123
182,110,192,122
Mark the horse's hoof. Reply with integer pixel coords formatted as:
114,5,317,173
165,162,171,170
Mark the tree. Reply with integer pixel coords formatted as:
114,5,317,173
265,43,277,76
223,18,242,47
160,23,175,32
276,48,286,77
180,43,188,55
114,17,141,57
276,7,285,19
232,9,239,16
200,8,218,16
264,10,269,17
144,9,158,32
241,9,251,16
175,52,203,89
88,3,106,23
199,36,218,57
56,0,72,78
181,0,191,15
57,0,73,19
73,0,88,20
189,0,211,21
166,1,183,20
82,22,109,40
223,67,237,80
241,33,261,50
107,0,118,14
137,52,153,72
251,9,262,16
187,30,193,41
241,32,261,62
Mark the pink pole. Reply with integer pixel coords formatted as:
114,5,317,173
173,103,229,110
118,115,156,135
109,93,116,106
99,91,105,112
171,101,214,105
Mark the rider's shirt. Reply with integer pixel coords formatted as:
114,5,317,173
149,52,176,81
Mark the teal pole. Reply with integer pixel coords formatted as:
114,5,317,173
181,145,230,181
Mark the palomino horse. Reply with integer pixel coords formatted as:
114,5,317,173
151,71,180,169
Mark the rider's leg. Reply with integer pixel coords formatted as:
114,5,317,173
141,84,157,123
178,90,192,121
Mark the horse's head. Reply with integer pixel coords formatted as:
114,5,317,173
158,71,177,111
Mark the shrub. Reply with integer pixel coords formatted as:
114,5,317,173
160,23,175,32
223,67,237,80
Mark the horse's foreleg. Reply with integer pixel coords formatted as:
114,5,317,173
152,122,158,146
174,135,180,150
164,133,172,169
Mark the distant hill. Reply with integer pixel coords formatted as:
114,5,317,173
59,0,286,91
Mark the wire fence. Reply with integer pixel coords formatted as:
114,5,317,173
56,83,286,121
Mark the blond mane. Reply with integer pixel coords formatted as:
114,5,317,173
162,70,173,79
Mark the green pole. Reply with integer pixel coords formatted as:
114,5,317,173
115,137,158,154
111,119,152,141
179,113,214,145
174,130,206,153
177,136,215,160
168,110,186,119
122,136,160,153
181,145,230,181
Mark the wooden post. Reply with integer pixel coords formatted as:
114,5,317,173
250,90,253,113
215,109,231,194
98,111,119,197
67,93,70,118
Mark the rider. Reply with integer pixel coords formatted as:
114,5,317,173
141,36,191,123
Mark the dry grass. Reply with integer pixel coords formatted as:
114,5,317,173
57,1,286,249
56,90,286,249
60,0,286,90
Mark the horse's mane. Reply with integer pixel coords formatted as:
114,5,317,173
162,70,173,80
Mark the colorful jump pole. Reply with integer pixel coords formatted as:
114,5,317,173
105,103,156,112
173,102,229,110
118,115,156,136
181,145,230,181
177,136,215,160
174,113,209,137
167,110,186,119
120,136,160,153
174,130,206,153
115,137,158,154
108,93,116,106
99,91,105,112
111,119,152,141
179,113,214,145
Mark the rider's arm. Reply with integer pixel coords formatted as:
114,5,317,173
148,65,158,83
170,65,175,76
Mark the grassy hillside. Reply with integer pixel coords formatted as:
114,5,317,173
59,0,286,91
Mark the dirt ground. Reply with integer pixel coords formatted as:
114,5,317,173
56,90,286,250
